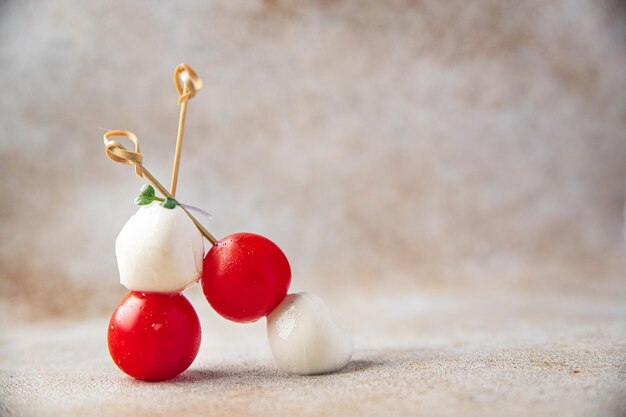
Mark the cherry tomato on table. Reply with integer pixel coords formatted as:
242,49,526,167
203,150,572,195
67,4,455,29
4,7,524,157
201,233,291,323
107,291,201,382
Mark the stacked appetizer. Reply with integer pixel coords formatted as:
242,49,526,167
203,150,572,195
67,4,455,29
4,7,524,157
202,232,354,376
108,187,203,381
104,64,353,382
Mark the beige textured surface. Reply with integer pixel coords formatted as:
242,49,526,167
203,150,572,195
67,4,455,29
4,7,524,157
1,0,625,416
1,288,625,417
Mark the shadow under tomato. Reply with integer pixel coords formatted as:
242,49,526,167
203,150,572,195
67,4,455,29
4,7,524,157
168,369,235,383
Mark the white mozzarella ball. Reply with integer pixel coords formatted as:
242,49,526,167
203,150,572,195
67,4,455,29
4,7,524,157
115,202,204,292
267,292,353,375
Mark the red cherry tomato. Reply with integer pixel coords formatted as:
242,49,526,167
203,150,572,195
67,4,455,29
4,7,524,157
201,233,291,323
107,291,201,382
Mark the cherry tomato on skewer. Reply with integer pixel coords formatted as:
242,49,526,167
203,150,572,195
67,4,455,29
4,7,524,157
108,291,201,382
201,233,291,323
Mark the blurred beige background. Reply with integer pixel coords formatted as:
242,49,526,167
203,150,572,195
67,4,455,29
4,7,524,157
1,0,625,319
0,1,625,416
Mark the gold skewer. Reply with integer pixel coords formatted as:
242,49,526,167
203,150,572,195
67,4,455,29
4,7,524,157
103,130,218,245
170,63,204,197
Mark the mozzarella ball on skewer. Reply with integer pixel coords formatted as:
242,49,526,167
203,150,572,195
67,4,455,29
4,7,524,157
115,202,204,292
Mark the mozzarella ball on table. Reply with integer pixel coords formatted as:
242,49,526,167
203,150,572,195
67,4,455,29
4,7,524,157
115,202,204,292
267,292,353,375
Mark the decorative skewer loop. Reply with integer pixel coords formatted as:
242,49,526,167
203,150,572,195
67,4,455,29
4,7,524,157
174,63,204,104
104,130,144,178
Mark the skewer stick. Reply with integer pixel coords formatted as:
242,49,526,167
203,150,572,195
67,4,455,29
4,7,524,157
104,130,218,245
170,64,204,197
170,89,188,197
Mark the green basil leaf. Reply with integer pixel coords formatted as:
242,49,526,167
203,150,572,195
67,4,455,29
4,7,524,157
161,197,177,209
140,184,155,198
135,195,154,206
